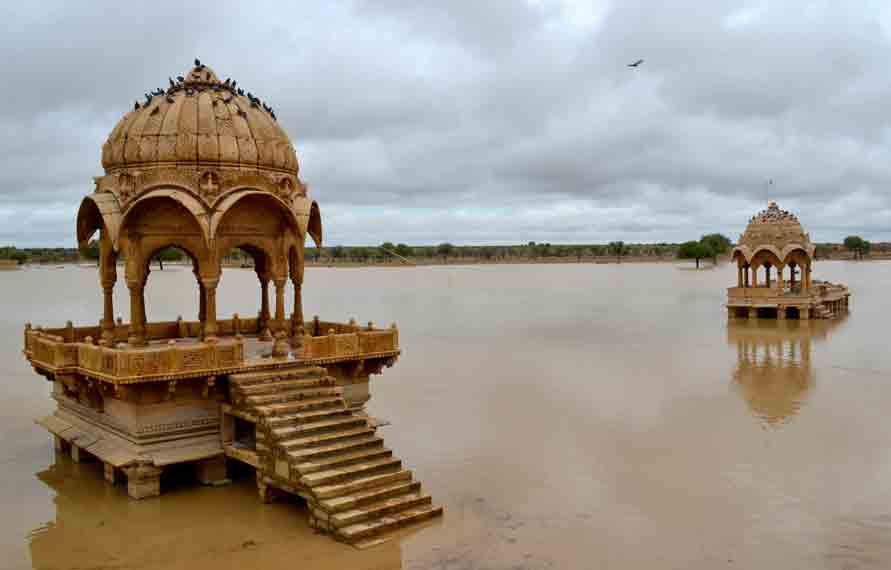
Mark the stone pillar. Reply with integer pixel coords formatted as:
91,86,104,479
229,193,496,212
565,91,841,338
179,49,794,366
257,474,284,504
198,281,206,322
777,306,786,320
744,265,750,288
202,277,219,342
765,265,771,288
124,463,163,499
258,276,271,340
728,307,736,320
748,307,757,320
127,280,146,346
70,444,84,463
139,272,148,330
99,236,117,345
195,456,229,486
290,276,304,334
194,265,205,339
101,285,115,345
274,278,286,333
104,463,119,485
800,307,810,320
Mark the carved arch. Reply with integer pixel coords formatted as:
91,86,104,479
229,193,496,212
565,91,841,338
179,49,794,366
76,193,122,251
291,197,322,248
308,200,322,248
731,246,751,266
750,246,784,268
781,243,815,263
209,188,300,241
120,188,210,249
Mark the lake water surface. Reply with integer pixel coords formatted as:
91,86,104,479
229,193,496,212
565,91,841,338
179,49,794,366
2,261,891,569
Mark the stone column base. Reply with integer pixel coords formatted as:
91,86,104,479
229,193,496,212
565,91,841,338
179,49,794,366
195,456,230,486
71,444,86,463
104,463,119,485
257,474,284,504
124,463,163,499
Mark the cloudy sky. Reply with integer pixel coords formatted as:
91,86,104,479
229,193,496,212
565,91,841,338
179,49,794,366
4,0,891,246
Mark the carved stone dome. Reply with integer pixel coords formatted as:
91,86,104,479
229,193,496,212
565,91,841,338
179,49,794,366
737,202,811,252
101,62,298,175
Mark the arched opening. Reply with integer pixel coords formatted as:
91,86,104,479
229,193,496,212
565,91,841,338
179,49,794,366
213,192,301,349
140,244,205,340
785,307,800,320
732,250,750,287
750,249,783,289
783,248,811,293
216,243,276,340
118,196,211,345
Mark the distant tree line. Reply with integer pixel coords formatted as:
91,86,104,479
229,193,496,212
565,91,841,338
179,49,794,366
304,241,686,264
3,237,890,266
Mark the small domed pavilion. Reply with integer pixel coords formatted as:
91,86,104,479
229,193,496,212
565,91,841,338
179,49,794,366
728,202,849,320
24,61,441,545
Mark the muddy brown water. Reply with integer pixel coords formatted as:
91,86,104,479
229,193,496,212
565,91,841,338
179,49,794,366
2,261,891,569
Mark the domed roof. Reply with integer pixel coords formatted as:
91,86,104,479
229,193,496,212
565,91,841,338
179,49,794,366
101,61,297,174
737,202,812,253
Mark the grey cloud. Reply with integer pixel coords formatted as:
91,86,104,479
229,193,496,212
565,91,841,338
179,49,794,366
3,0,891,246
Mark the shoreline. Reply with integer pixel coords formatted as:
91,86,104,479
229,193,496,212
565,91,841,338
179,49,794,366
6,254,890,270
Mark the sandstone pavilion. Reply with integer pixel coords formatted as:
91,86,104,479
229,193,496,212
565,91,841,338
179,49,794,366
728,202,850,320
24,61,441,548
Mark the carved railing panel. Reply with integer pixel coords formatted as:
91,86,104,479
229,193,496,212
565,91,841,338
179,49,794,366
24,318,391,381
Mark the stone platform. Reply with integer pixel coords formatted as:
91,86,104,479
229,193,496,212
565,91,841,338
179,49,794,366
23,315,440,546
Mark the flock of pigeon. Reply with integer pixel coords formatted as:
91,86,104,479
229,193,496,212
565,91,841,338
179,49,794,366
133,57,644,120
133,59,277,121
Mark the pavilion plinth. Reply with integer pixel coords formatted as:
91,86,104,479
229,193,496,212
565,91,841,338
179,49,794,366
25,316,399,501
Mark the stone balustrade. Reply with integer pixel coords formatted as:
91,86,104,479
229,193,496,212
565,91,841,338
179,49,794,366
23,316,399,383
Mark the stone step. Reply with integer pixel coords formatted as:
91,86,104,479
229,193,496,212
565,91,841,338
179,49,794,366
320,480,422,514
255,396,345,416
244,386,343,406
336,504,443,543
287,435,384,462
295,446,393,476
279,427,377,450
272,416,368,440
230,366,327,387
265,407,353,427
331,492,432,529
236,376,337,396
302,457,402,487
313,469,412,500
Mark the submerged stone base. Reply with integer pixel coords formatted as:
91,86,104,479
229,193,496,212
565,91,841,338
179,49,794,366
39,385,226,499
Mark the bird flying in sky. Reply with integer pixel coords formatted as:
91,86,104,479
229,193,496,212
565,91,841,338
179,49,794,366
627,59,644,67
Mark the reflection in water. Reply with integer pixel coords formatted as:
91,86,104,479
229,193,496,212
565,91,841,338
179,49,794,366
28,452,403,570
728,318,845,427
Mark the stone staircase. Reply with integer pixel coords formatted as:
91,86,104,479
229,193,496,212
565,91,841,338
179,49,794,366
227,366,442,547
